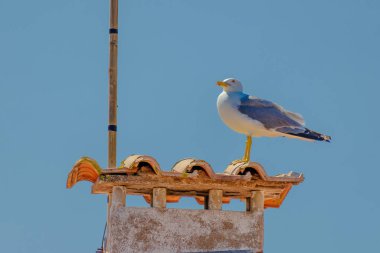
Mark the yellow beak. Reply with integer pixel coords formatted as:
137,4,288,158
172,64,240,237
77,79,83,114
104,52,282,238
217,81,229,88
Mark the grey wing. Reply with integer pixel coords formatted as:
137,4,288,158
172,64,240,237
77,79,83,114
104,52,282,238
238,96,305,131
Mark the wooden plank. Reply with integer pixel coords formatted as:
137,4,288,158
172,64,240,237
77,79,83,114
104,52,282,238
91,174,288,204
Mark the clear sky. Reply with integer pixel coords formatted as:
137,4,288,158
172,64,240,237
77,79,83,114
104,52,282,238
1,0,379,252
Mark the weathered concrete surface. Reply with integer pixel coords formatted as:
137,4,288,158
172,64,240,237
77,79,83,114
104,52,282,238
106,207,263,253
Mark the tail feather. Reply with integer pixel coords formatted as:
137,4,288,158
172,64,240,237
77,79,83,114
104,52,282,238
285,128,331,142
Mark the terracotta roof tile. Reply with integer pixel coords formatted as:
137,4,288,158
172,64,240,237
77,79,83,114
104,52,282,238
67,155,304,208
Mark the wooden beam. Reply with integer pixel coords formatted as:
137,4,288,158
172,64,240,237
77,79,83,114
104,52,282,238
92,174,289,195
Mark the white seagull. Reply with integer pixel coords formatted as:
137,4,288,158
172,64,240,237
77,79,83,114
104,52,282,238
216,78,331,162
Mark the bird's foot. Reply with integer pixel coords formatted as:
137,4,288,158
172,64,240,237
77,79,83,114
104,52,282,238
231,159,250,165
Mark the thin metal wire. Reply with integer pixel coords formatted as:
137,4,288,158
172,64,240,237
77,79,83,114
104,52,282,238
102,222,107,249
96,222,107,252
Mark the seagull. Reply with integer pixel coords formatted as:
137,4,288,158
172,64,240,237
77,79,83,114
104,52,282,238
216,78,331,162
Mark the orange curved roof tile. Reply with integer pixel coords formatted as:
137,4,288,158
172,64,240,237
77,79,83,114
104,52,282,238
172,158,215,178
66,157,101,189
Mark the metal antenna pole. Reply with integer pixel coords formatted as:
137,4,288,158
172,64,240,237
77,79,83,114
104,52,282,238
108,0,118,168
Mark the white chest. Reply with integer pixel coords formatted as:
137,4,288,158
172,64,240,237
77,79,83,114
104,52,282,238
217,92,267,136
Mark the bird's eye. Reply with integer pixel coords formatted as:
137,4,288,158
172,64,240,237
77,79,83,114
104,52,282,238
232,80,235,83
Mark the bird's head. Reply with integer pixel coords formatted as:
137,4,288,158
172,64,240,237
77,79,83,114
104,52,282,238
217,78,243,92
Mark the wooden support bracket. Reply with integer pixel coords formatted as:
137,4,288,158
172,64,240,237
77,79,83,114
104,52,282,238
111,186,126,208
151,188,167,208
246,190,264,212
207,189,223,210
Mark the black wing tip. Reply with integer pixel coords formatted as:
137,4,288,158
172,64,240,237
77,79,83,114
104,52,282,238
286,129,332,142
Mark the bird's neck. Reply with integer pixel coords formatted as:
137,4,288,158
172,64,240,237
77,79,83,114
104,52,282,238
218,91,245,106
225,91,245,98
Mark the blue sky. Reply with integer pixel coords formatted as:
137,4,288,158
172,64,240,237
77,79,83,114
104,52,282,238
0,0,379,252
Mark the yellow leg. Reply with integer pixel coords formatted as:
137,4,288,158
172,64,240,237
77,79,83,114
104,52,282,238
242,136,252,162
